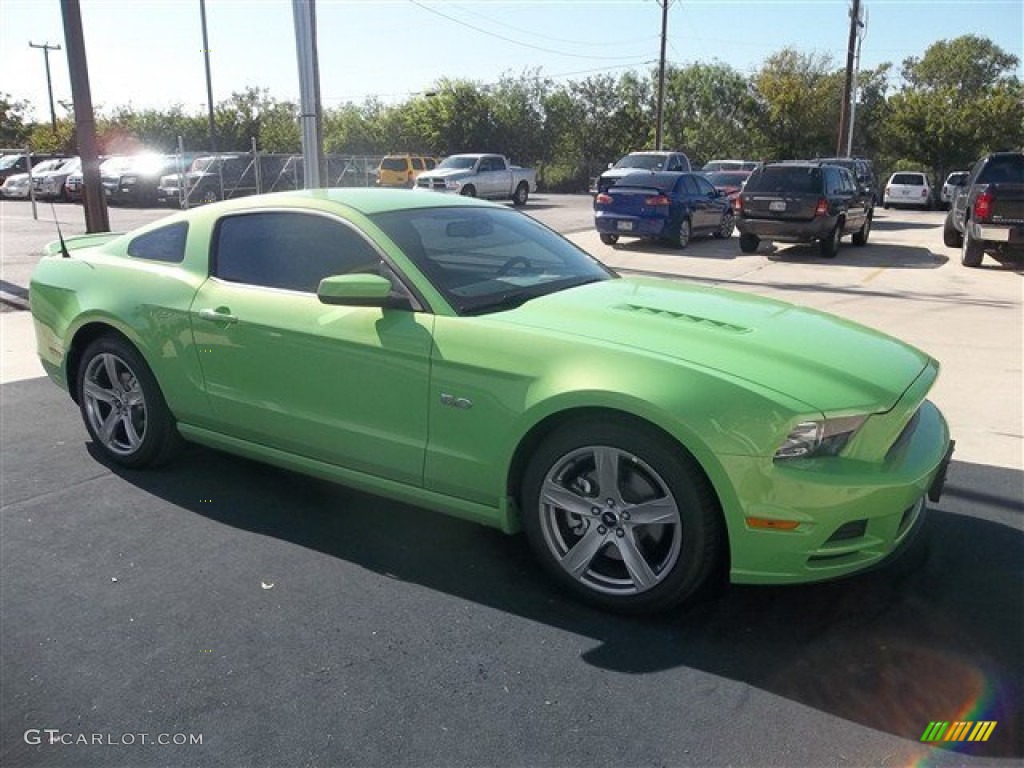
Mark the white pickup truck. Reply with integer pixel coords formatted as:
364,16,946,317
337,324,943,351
414,153,536,206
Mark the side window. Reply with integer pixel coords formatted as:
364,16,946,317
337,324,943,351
127,222,188,263
412,157,424,171
666,157,680,171
681,175,700,195
825,168,841,195
425,158,436,170
213,212,382,293
694,176,716,195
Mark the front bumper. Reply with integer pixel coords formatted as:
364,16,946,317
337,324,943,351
723,398,952,584
736,216,834,243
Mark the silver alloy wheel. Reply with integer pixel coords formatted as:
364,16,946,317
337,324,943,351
82,352,148,456
718,210,735,238
677,218,691,248
538,445,683,596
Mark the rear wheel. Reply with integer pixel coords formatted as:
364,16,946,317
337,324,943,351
520,419,723,614
76,335,182,468
599,233,619,245
819,221,842,258
961,224,984,267
512,182,529,206
667,217,691,249
460,185,476,198
739,233,759,253
714,210,735,239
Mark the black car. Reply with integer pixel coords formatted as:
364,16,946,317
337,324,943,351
735,162,873,258
942,151,1024,267
157,153,303,206
104,154,184,206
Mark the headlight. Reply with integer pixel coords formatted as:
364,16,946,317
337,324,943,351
121,175,137,185
444,179,461,190
774,415,868,460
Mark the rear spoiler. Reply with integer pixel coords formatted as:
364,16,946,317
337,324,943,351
44,231,124,257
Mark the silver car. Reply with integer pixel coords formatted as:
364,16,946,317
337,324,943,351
940,171,969,210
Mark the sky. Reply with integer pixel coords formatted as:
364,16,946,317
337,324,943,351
2,0,1022,123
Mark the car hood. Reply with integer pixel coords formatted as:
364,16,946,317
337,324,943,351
423,167,472,180
495,277,931,413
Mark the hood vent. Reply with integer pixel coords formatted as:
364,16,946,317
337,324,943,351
616,303,751,334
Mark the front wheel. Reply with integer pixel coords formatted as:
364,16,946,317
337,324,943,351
512,182,529,206
714,210,735,239
599,233,619,245
942,212,963,248
76,335,182,468
852,212,871,246
521,420,722,614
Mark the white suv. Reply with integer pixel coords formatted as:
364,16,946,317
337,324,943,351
883,171,933,210
940,171,969,209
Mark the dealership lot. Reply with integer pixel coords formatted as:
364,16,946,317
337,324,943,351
1,196,1021,766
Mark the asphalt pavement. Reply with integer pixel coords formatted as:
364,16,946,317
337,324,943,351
1,196,1021,767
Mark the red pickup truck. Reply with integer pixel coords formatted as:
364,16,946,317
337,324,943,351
943,151,1024,267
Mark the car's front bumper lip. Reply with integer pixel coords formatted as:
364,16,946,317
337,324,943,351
724,399,952,584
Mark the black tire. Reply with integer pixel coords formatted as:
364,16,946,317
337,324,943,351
599,233,619,245
460,185,476,198
520,419,723,614
883,202,890,210
960,224,984,267
197,187,219,205
739,233,759,253
852,212,871,246
666,217,691,249
76,335,182,468
819,221,842,258
942,212,963,248
512,182,529,207
714,210,735,239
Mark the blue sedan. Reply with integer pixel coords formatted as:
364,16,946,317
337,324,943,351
594,171,735,248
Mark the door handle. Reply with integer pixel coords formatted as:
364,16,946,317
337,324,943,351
197,308,238,324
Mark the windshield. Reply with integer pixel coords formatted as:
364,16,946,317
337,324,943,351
437,156,478,170
380,157,409,171
613,154,667,171
31,159,65,174
371,206,614,315
0,155,24,170
101,156,136,174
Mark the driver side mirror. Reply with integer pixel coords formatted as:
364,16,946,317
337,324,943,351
318,273,395,307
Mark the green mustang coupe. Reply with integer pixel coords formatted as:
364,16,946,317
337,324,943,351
30,189,953,613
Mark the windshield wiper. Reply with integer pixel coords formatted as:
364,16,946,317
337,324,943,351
462,276,607,316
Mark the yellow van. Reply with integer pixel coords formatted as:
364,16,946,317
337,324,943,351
376,154,436,188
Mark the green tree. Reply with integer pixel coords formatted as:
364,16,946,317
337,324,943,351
662,62,759,165
751,48,844,160
881,35,1023,180
1,93,31,147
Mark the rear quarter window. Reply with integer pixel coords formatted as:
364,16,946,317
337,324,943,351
127,222,188,263
978,155,1024,184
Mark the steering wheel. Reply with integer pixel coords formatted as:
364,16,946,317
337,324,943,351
496,256,532,277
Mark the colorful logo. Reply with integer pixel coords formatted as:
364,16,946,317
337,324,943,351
921,721,997,743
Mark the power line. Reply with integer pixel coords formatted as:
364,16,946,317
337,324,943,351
408,0,652,61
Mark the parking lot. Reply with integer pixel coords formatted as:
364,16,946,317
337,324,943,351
1,196,1021,767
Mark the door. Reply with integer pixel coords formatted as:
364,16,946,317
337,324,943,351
477,156,510,198
190,210,434,486
691,174,724,232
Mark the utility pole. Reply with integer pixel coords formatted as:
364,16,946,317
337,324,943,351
836,0,861,156
845,7,867,156
29,41,62,133
293,0,324,188
654,0,669,150
198,0,224,200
